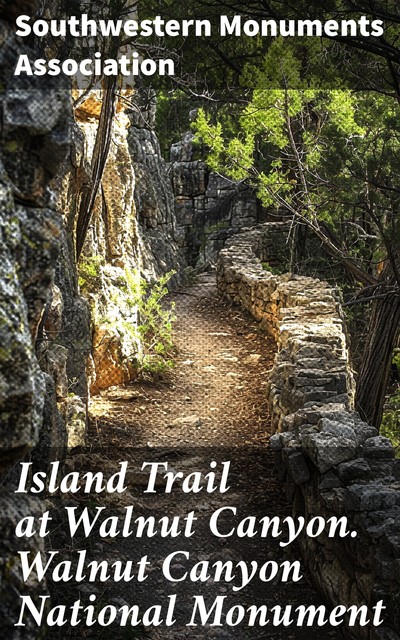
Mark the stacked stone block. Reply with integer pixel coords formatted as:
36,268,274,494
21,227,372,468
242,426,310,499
217,222,400,640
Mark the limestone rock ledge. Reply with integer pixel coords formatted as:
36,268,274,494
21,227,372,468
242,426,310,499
58,95,142,394
67,89,189,394
129,103,187,285
0,491,48,640
1,10,90,451
0,4,89,634
170,126,263,267
217,222,400,640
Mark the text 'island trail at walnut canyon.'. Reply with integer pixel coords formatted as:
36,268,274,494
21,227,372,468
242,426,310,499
1,1,400,640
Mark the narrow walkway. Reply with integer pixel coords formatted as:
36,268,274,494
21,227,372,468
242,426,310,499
51,275,341,640
91,273,275,447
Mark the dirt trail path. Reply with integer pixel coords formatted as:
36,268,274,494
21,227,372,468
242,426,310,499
50,275,341,640
91,273,275,448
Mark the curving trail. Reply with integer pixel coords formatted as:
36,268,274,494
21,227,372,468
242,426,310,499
51,275,341,640
91,273,275,448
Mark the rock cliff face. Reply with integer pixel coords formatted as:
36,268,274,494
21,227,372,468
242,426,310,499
128,91,187,285
0,20,185,633
59,94,142,394
170,127,264,267
0,3,88,634
131,109,269,273
65,89,189,394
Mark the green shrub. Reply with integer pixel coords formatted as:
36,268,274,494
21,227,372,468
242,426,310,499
79,259,176,378
78,255,104,291
124,269,177,377
381,389,400,458
261,261,286,276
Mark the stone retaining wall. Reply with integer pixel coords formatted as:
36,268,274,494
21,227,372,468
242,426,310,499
217,222,400,640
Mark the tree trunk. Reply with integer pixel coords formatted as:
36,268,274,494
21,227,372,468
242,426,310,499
289,221,308,273
355,274,400,428
75,75,118,259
